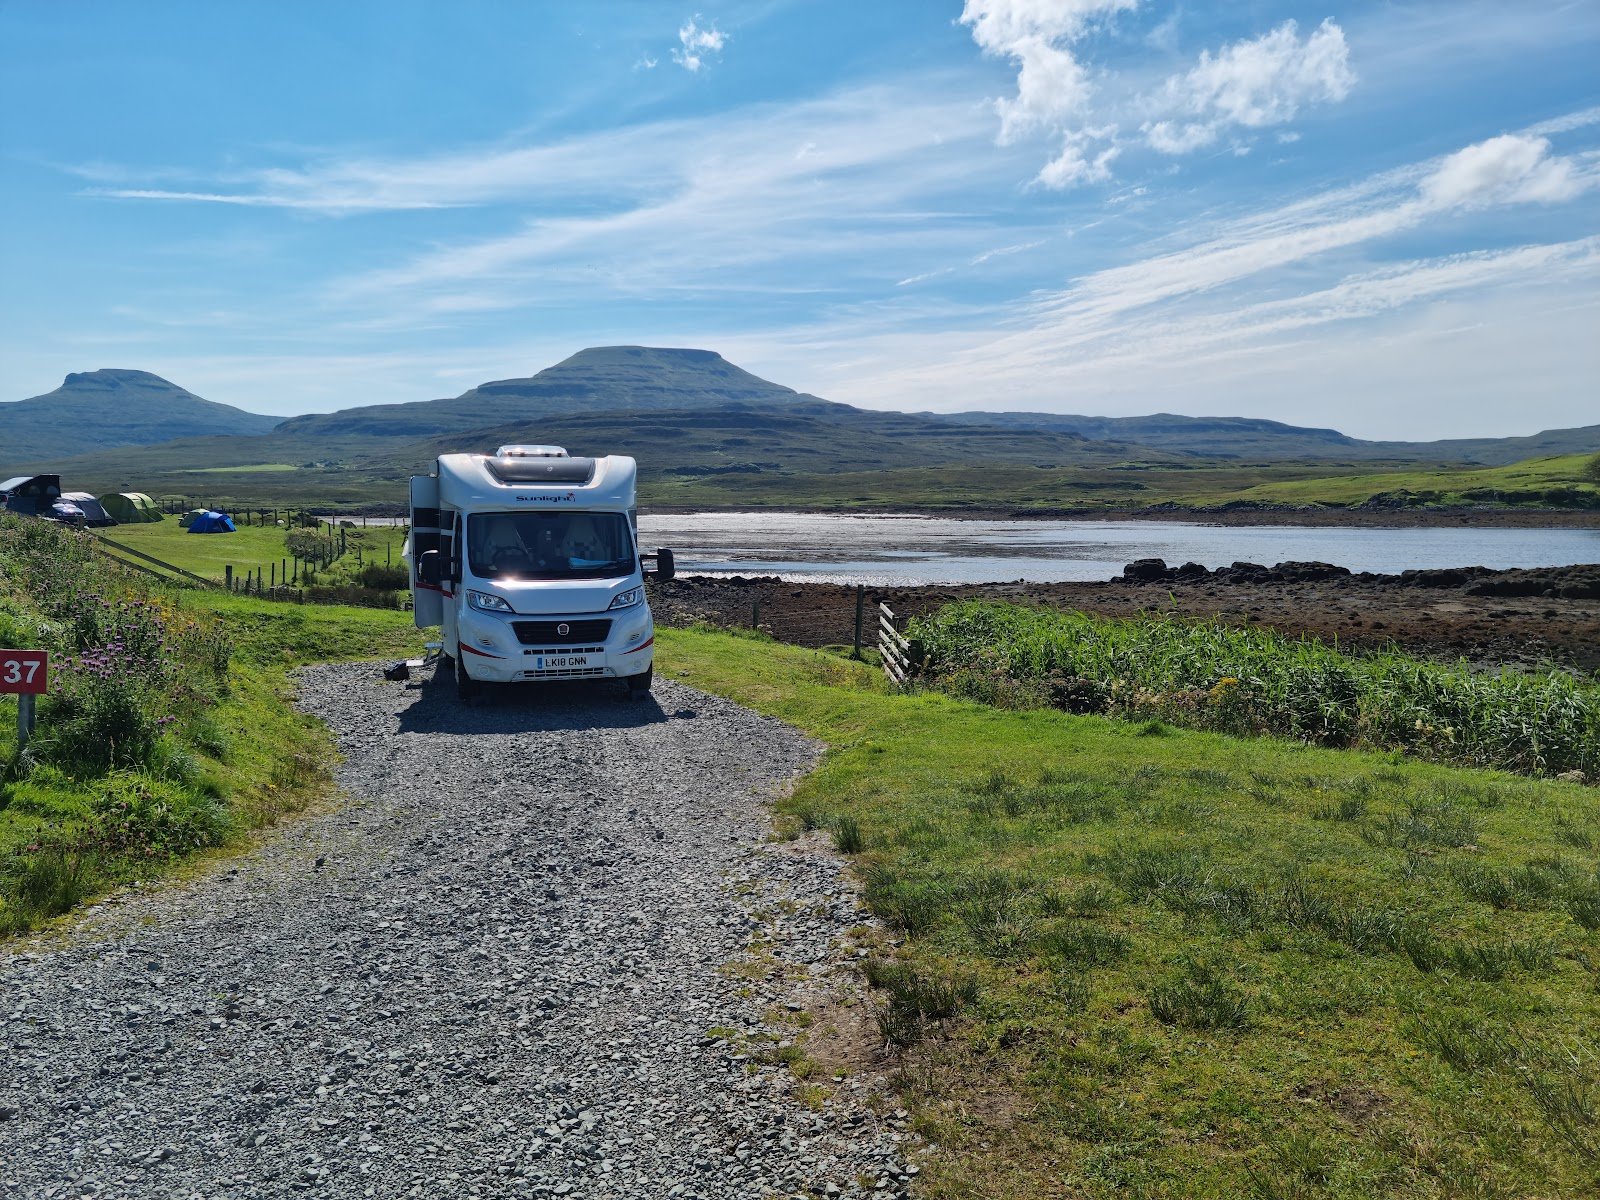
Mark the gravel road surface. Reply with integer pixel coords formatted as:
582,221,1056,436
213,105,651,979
1,664,914,1198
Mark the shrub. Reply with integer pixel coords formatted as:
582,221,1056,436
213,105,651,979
355,562,409,591
34,668,166,774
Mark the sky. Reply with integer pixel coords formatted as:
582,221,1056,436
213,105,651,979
1,1,1596,440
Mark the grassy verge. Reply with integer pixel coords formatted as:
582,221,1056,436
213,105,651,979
659,626,1600,1199
911,602,1599,779
0,515,420,934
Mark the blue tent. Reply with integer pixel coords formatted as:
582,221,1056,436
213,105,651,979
186,510,237,534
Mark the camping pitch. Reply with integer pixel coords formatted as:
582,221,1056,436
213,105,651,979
186,511,236,534
100,492,163,523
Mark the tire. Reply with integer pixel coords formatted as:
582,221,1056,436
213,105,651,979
626,665,653,699
455,653,479,701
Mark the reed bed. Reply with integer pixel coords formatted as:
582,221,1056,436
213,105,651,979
910,601,1598,778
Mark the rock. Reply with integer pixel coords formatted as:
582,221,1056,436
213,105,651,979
1122,558,1170,582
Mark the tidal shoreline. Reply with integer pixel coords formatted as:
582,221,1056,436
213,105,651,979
652,561,1600,674
640,503,1600,529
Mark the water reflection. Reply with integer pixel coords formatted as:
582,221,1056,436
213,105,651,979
635,512,1600,587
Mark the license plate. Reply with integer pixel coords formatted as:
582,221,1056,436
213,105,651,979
533,654,591,669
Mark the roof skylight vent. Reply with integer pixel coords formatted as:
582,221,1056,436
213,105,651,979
495,445,569,458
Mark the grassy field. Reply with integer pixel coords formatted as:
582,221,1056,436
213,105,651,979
189,463,300,473
101,518,408,587
1184,454,1600,509
642,460,1378,510
660,626,1600,1199
0,515,421,934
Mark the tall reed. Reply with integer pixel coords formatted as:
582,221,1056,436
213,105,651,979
911,603,1597,778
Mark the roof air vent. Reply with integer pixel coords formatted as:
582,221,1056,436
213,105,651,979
495,444,569,458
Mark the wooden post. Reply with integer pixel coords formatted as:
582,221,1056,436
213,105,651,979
271,562,276,589
752,598,761,629
853,584,865,658
225,565,233,591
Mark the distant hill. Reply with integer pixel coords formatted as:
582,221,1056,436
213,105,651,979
925,410,1600,465
15,348,1600,512
404,396,1173,477
273,346,806,440
0,369,280,463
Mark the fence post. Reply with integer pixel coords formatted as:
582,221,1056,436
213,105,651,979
225,565,233,591
853,584,865,658
18,694,37,749
751,598,761,629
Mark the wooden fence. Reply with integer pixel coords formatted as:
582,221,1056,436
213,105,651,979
92,535,219,589
879,602,913,686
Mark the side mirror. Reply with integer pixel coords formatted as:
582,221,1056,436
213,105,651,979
418,550,443,587
644,547,676,582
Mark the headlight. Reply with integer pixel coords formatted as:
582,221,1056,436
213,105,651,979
608,587,643,610
468,590,513,613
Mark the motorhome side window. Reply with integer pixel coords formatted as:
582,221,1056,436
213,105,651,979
467,512,636,581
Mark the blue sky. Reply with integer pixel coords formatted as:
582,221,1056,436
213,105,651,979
1,1,1596,439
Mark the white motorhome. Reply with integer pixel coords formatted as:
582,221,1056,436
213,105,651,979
409,445,674,700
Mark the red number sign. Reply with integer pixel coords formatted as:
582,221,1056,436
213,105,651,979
0,649,48,694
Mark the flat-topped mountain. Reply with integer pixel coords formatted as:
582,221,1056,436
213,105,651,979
0,369,280,462
274,346,808,440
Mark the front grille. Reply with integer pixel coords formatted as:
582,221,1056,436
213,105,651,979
512,619,612,646
521,646,604,656
518,667,608,680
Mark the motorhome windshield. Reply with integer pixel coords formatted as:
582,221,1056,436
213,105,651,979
467,511,636,581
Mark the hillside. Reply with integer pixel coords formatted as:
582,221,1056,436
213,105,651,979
1180,452,1600,510
35,396,1180,506
928,410,1600,464
0,369,280,463
272,346,807,440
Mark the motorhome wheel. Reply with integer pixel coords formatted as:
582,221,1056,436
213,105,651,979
455,654,478,701
627,665,653,699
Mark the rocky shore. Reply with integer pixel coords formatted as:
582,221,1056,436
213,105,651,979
651,560,1600,674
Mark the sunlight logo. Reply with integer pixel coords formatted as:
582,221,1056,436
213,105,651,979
514,492,578,503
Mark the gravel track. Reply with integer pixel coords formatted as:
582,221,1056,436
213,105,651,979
0,664,914,1199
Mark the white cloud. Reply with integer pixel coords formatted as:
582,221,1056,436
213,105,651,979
1037,129,1119,186
672,16,726,72
1421,134,1582,208
1141,19,1354,154
960,0,1136,183
962,7,1355,186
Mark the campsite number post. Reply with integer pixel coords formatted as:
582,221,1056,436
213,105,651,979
1,649,48,750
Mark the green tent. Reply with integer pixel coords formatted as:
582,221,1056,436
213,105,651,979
179,508,209,528
99,492,163,523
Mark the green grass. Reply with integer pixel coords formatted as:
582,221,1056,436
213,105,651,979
1,515,421,934
1184,453,1600,510
910,602,1600,778
641,460,1370,510
188,462,300,473
659,626,1600,1199
102,519,408,587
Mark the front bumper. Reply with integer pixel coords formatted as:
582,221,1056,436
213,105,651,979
457,605,654,683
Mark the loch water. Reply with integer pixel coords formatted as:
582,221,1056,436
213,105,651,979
635,512,1600,587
